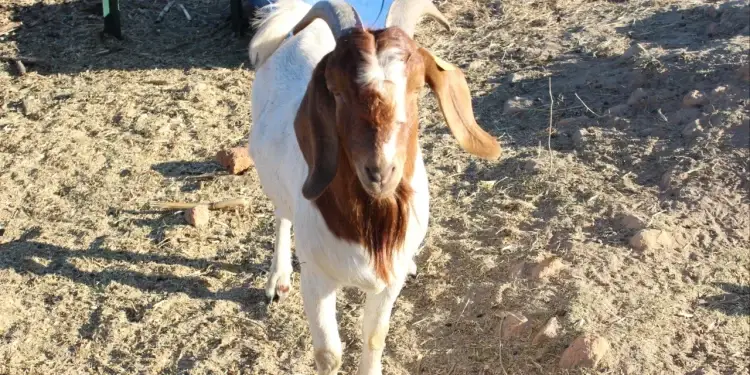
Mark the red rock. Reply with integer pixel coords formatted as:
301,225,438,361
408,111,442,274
185,205,210,227
559,334,610,369
501,313,530,340
216,146,253,175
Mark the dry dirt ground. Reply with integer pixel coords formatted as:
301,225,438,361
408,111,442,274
1,0,748,374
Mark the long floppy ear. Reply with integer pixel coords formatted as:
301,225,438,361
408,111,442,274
418,48,501,160
294,55,338,200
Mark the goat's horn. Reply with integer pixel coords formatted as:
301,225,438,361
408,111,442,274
292,0,363,40
385,0,451,37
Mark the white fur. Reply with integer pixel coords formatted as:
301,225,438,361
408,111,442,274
247,2,429,374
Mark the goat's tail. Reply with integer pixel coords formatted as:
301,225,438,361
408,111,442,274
248,0,312,68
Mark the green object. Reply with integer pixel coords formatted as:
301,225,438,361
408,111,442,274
102,0,109,17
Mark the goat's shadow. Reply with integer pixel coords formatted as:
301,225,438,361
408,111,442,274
0,228,266,308
2,0,252,75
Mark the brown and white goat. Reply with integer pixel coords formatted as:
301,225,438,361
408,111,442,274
248,0,500,373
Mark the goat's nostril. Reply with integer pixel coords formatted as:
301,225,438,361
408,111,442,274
365,166,382,183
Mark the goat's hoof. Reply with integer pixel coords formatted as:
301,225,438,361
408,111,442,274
265,270,291,303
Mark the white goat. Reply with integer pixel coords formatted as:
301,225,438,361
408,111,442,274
247,1,501,374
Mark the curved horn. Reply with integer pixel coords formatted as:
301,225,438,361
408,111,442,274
385,0,451,37
292,0,363,40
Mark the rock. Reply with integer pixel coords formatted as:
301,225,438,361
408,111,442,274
682,90,708,108
501,313,530,340
559,335,610,369
606,104,630,117
22,97,41,119
530,257,566,280
185,205,210,227
629,229,675,252
682,119,704,138
627,88,648,107
619,213,645,230
706,22,719,36
216,146,253,175
503,96,534,115
621,44,646,59
557,116,592,127
532,317,560,346
572,128,587,149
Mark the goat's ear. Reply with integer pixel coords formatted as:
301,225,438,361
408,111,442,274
418,48,501,160
294,56,338,200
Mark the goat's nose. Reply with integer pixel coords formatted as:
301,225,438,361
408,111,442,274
365,164,395,184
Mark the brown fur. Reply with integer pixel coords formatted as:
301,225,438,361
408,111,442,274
294,27,500,282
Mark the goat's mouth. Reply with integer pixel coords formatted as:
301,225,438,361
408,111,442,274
355,170,401,200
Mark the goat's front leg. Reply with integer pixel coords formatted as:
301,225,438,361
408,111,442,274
265,213,293,303
301,268,342,375
358,280,405,375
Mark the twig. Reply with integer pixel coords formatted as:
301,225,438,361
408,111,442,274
178,4,192,21
151,198,249,211
0,23,20,37
547,77,554,173
14,60,26,76
574,92,603,118
156,0,177,23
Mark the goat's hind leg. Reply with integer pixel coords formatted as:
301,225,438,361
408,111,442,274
265,211,293,303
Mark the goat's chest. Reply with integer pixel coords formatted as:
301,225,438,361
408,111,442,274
293,160,430,292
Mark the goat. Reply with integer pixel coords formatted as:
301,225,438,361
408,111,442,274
247,0,501,374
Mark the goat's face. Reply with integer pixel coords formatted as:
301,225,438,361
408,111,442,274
322,28,423,199
295,27,501,201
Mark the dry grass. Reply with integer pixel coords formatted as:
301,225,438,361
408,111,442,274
1,0,749,374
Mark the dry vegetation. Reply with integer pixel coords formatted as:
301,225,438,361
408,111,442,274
1,0,748,374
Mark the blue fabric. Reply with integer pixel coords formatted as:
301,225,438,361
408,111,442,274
248,0,394,29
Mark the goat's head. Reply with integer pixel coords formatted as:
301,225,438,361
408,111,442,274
293,0,501,201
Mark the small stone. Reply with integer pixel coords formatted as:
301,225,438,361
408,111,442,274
216,146,253,175
503,96,534,115
619,213,645,230
629,229,675,252
22,97,41,119
572,128,587,149
706,22,719,36
185,205,210,227
559,335,610,369
532,317,560,346
530,257,566,280
508,72,525,83
682,119,704,138
606,104,630,117
682,90,708,108
627,88,648,107
501,313,530,340
621,43,646,59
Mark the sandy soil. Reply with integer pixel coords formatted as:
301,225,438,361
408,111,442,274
1,0,748,374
